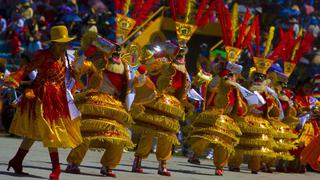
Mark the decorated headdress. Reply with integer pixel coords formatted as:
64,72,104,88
272,29,314,78
169,0,215,45
216,1,257,64
114,0,159,44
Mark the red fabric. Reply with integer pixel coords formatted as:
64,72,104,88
172,70,183,90
281,100,289,112
84,45,97,57
104,70,126,92
227,89,236,107
11,36,21,55
219,70,230,77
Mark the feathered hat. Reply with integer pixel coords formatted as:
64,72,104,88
169,0,215,46
216,1,257,74
279,29,314,78
114,0,160,44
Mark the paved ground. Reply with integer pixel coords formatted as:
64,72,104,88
0,137,320,180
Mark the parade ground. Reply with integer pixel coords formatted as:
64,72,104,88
0,137,319,180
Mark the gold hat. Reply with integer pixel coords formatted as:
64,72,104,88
87,18,96,25
284,62,296,77
225,46,242,63
50,25,76,43
253,57,274,74
116,14,136,43
175,22,197,44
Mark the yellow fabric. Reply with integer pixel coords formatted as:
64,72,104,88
131,124,180,145
214,145,229,169
228,151,243,168
80,118,134,149
10,99,82,148
189,140,229,169
75,91,134,149
67,139,125,169
100,143,125,168
248,156,261,172
67,139,91,165
135,135,172,161
75,91,133,126
144,94,185,119
234,113,277,158
186,108,241,153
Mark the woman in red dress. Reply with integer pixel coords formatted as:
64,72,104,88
4,25,82,180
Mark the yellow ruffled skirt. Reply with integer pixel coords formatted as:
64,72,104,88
74,90,134,149
234,114,277,158
185,108,242,154
10,98,82,148
130,94,184,145
268,118,297,160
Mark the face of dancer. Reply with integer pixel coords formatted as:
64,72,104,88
253,73,266,86
111,45,121,64
51,42,68,58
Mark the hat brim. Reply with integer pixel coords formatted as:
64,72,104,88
51,36,76,43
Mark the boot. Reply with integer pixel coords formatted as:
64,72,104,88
65,163,80,174
215,169,224,176
7,148,29,175
132,156,143,173
100,166,116,177
188,153,200,165
158,161,171,176
49,152,60,180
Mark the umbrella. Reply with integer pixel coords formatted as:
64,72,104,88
279,8,301,17
61,14,82,23
58,5,74,14
304,4,315,15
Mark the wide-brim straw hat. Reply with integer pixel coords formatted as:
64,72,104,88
50,25,76,43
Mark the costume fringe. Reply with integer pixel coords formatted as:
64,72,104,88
236,148,277,158
77,104,133,126
132,112,180,133
80,119,129,134
145,94,185,119
235,114,275,134
186,134,235,154
131,124,180,145
238,137,277,148
193,110,241,135
282,115,300,129
274,141,297,151
86,136,134,150
189,127,239,142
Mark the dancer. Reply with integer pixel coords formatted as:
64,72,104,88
66,35,135,177
5,25,82,180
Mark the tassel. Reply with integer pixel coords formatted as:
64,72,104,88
263,26,275,58
241,16,258,53
231,2,239,44
235,8,250,48
131,0,143,18
197,0,216,27
255,16,261,56
169,0,177,21
292,31,314,63
195,0,209,25
185,0,197,23
135,0,160,26
177,0,187,17
114,0,120,13
123,0,131,16
216,1,232,46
